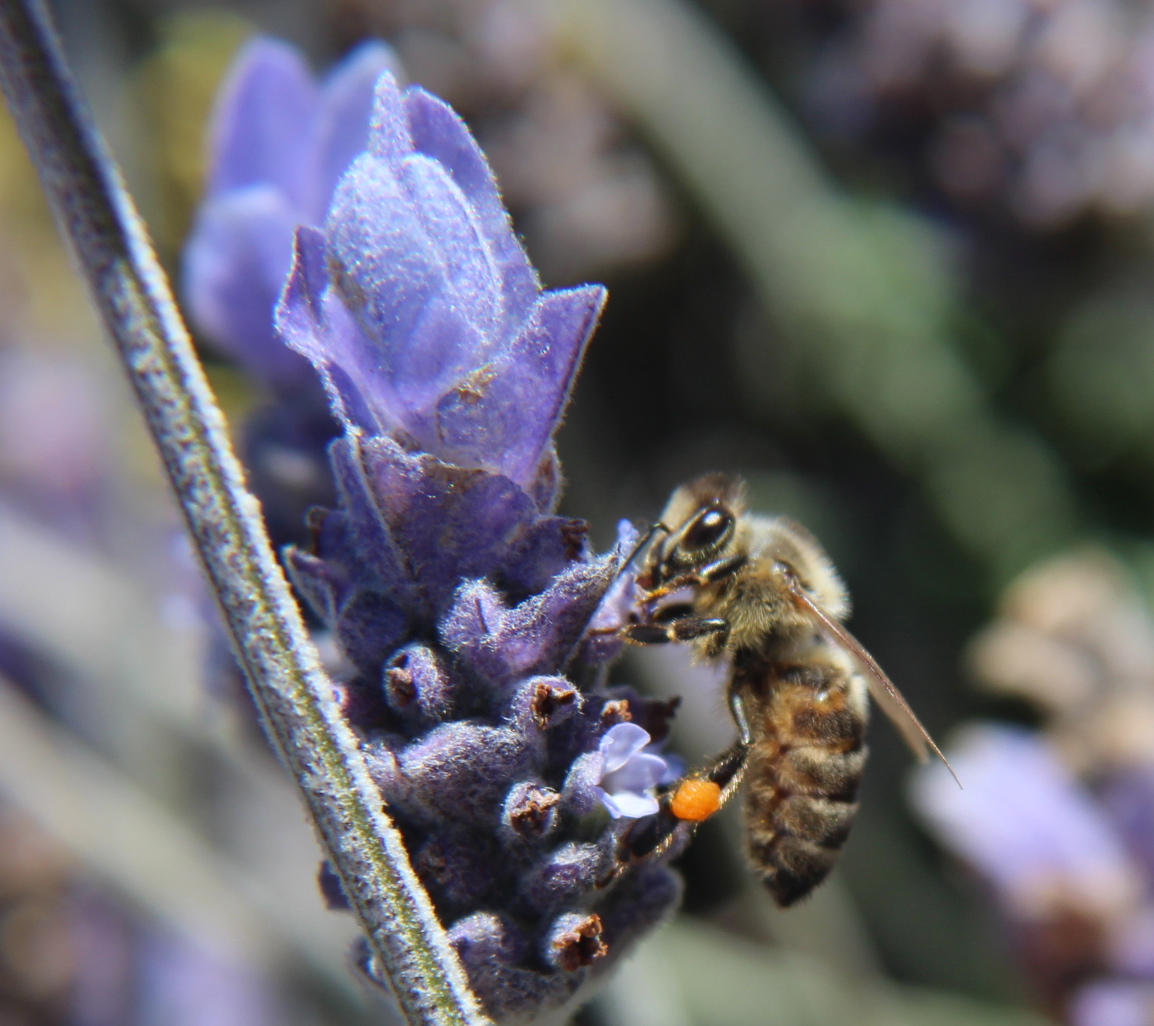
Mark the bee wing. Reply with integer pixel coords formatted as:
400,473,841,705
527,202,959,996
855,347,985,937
786,579,961,788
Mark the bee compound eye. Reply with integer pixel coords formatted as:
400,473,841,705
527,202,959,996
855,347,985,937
682,506,733,555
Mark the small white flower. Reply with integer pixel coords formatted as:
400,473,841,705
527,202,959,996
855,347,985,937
593,722,673,819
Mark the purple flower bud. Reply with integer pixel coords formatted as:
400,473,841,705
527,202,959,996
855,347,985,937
441,559,617,690
448,913,582,1024
521,842,612,913
544,913,608,972
317,861,351,911
448,911,527,967
391,723,535,827
578,519,641,665
501,782,563,843
415,830,499,912
382,643,454,725
508,677,582,733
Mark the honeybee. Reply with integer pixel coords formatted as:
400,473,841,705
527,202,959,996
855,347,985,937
619,473,954,906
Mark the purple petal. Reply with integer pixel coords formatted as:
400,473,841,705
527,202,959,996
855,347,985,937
367,70,415,163
354,435,566,617
580,520,641,663
424,285,606,485
327,153,485,402
659,752,685,785
605,752,667,793
600,790,660,820
406,87,538,323
324,435,413,596
397,154,505,338
206,37,319,208
312,41,402,220
600,723,651,772
184,187,314,391
283,547,351,623
276,226,400,430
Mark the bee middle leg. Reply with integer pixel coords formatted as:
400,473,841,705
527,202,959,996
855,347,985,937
637,553,748,605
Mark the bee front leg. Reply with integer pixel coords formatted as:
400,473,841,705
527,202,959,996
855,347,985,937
620,616,730,647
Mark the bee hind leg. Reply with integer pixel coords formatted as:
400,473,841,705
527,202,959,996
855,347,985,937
608,740,750,884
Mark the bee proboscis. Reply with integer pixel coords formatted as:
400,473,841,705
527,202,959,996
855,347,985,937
619,473,956,907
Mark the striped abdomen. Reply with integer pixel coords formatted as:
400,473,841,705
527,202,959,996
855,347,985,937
735,644,869,907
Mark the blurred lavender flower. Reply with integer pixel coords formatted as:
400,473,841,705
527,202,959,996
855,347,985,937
913,551,1154,1023
184,36,399,393
806,0,1154,227
72,900,284,1026
911,725,1140,921
967,549,1154,773
0,349,115,542
1071,980,1154,1026
183,39,404,553
182,49,684,1021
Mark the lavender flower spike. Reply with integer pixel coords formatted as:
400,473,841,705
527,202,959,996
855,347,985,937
261,62,678,1024
277,71,606,488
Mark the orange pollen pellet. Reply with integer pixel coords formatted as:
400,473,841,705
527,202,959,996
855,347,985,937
669,778,722,822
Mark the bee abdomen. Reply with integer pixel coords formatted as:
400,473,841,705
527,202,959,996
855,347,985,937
743,738,867,907
735,651,869,905
747,824,854,907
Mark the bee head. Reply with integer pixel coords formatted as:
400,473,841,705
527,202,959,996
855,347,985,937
648,474,746,584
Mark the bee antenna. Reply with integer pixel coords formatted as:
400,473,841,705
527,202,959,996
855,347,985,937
782,572,962,789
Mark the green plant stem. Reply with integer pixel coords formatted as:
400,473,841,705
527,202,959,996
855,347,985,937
0,4,487,1023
